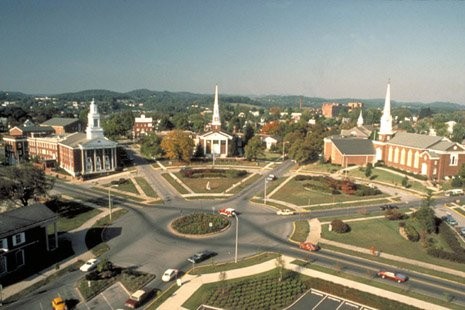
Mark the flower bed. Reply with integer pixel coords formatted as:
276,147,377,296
171,213,229,235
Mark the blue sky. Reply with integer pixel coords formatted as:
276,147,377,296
1,0,465,103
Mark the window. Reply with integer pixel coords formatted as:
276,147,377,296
414,151,420,169
400,149,406,165
0,255,6,275
16,250,25,267
450,153,458,166
394,148,399,163
407,150,412,167
12,232,25,246
1,238,7,250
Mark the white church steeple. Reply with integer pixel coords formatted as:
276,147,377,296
378,81,394,141
86,98,104,140
211,85,221,130
357,110,364,127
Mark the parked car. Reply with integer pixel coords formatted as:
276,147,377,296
379,204,398,211
125,289,152,308
442,215,458,226
79,258,100,272
187,250,217,264
276,209,295,216
377,271,408,283
52,297,67,310
299,242,320,252
219,208,236,217
162,268,179,282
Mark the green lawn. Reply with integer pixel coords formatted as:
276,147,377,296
322,218,465,272
348,167,428,193
189,252,280,276
162,173,190,194
298,162,340,173
272,177,389,206
45,199,102,232
227,174,262,194
134,176,158,198
106,179,139,194
174,172,250,193
289,220,309,243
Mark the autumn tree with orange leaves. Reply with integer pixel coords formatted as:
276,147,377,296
160,130,195,162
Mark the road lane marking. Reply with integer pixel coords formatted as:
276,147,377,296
101,293,114,310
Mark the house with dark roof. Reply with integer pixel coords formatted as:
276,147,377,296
324,136,376,167
40,117,82,135
0,204,59,282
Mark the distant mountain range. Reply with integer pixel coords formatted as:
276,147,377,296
1,89,464,111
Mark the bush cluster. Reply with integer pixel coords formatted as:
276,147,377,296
403,223,420,241
297,175,380,197
172,213,229,235
385,209,404,221
180,168,247,179
330,219,350,233
427,222,465,263
111,178,128,185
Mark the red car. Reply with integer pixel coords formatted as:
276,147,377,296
219,208,236,217
299,242,320,252
377,271,408,283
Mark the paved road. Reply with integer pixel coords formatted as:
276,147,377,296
6,158,465,309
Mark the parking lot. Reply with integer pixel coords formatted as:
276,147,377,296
77,282,129,309
290,289,375,310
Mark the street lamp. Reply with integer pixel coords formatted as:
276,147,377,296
233,213,239,263
282,141,289,160
108,185,119,223
264,179,268,205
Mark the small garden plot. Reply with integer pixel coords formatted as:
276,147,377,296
272,175,387,206
176,168,249,193
183,269,308,310
171,213,229,235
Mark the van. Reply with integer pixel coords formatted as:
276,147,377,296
445,189,464,196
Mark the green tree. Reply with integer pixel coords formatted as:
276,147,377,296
102,111,134,139
243,124,255,145
416,119,430,134
365,163,372,178
140,133,164,159
415,205,436,235
451,123,465,143
160,130,195,162
244,136,264,160
0,164,54,206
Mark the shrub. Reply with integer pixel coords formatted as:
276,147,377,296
355,185,381,196
385,209,404,221
451,177,463,188
331,219,350,233
85,271,100,281
404,223,420,242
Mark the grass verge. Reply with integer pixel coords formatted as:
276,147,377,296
134,176,158,198
188,252,280,276
289,220,309,243
162,173,190,194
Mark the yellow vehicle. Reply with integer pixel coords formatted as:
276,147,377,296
52,297,67,310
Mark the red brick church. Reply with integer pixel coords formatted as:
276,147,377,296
324,82,465,180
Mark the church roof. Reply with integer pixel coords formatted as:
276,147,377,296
341,126,372,138
332,138,375,155
199,130,233,139
388,132,446,149
59,132,117,148
41,118,79,127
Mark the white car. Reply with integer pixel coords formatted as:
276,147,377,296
162,268,179,282
80,258,100,272
276,209,295,216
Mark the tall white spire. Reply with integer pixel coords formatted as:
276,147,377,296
379,80,393,135
357,110,364,127
211,85,221,130
86,98,104,140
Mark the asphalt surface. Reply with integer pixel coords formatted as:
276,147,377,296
5,158,465,309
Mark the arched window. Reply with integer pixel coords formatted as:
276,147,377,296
407,149,412,167
400,149,406,165
394,148,399,163
414,151,420,169
388,146,393,162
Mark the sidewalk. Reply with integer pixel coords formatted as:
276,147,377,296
2,204,114,301
157,255,447,310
